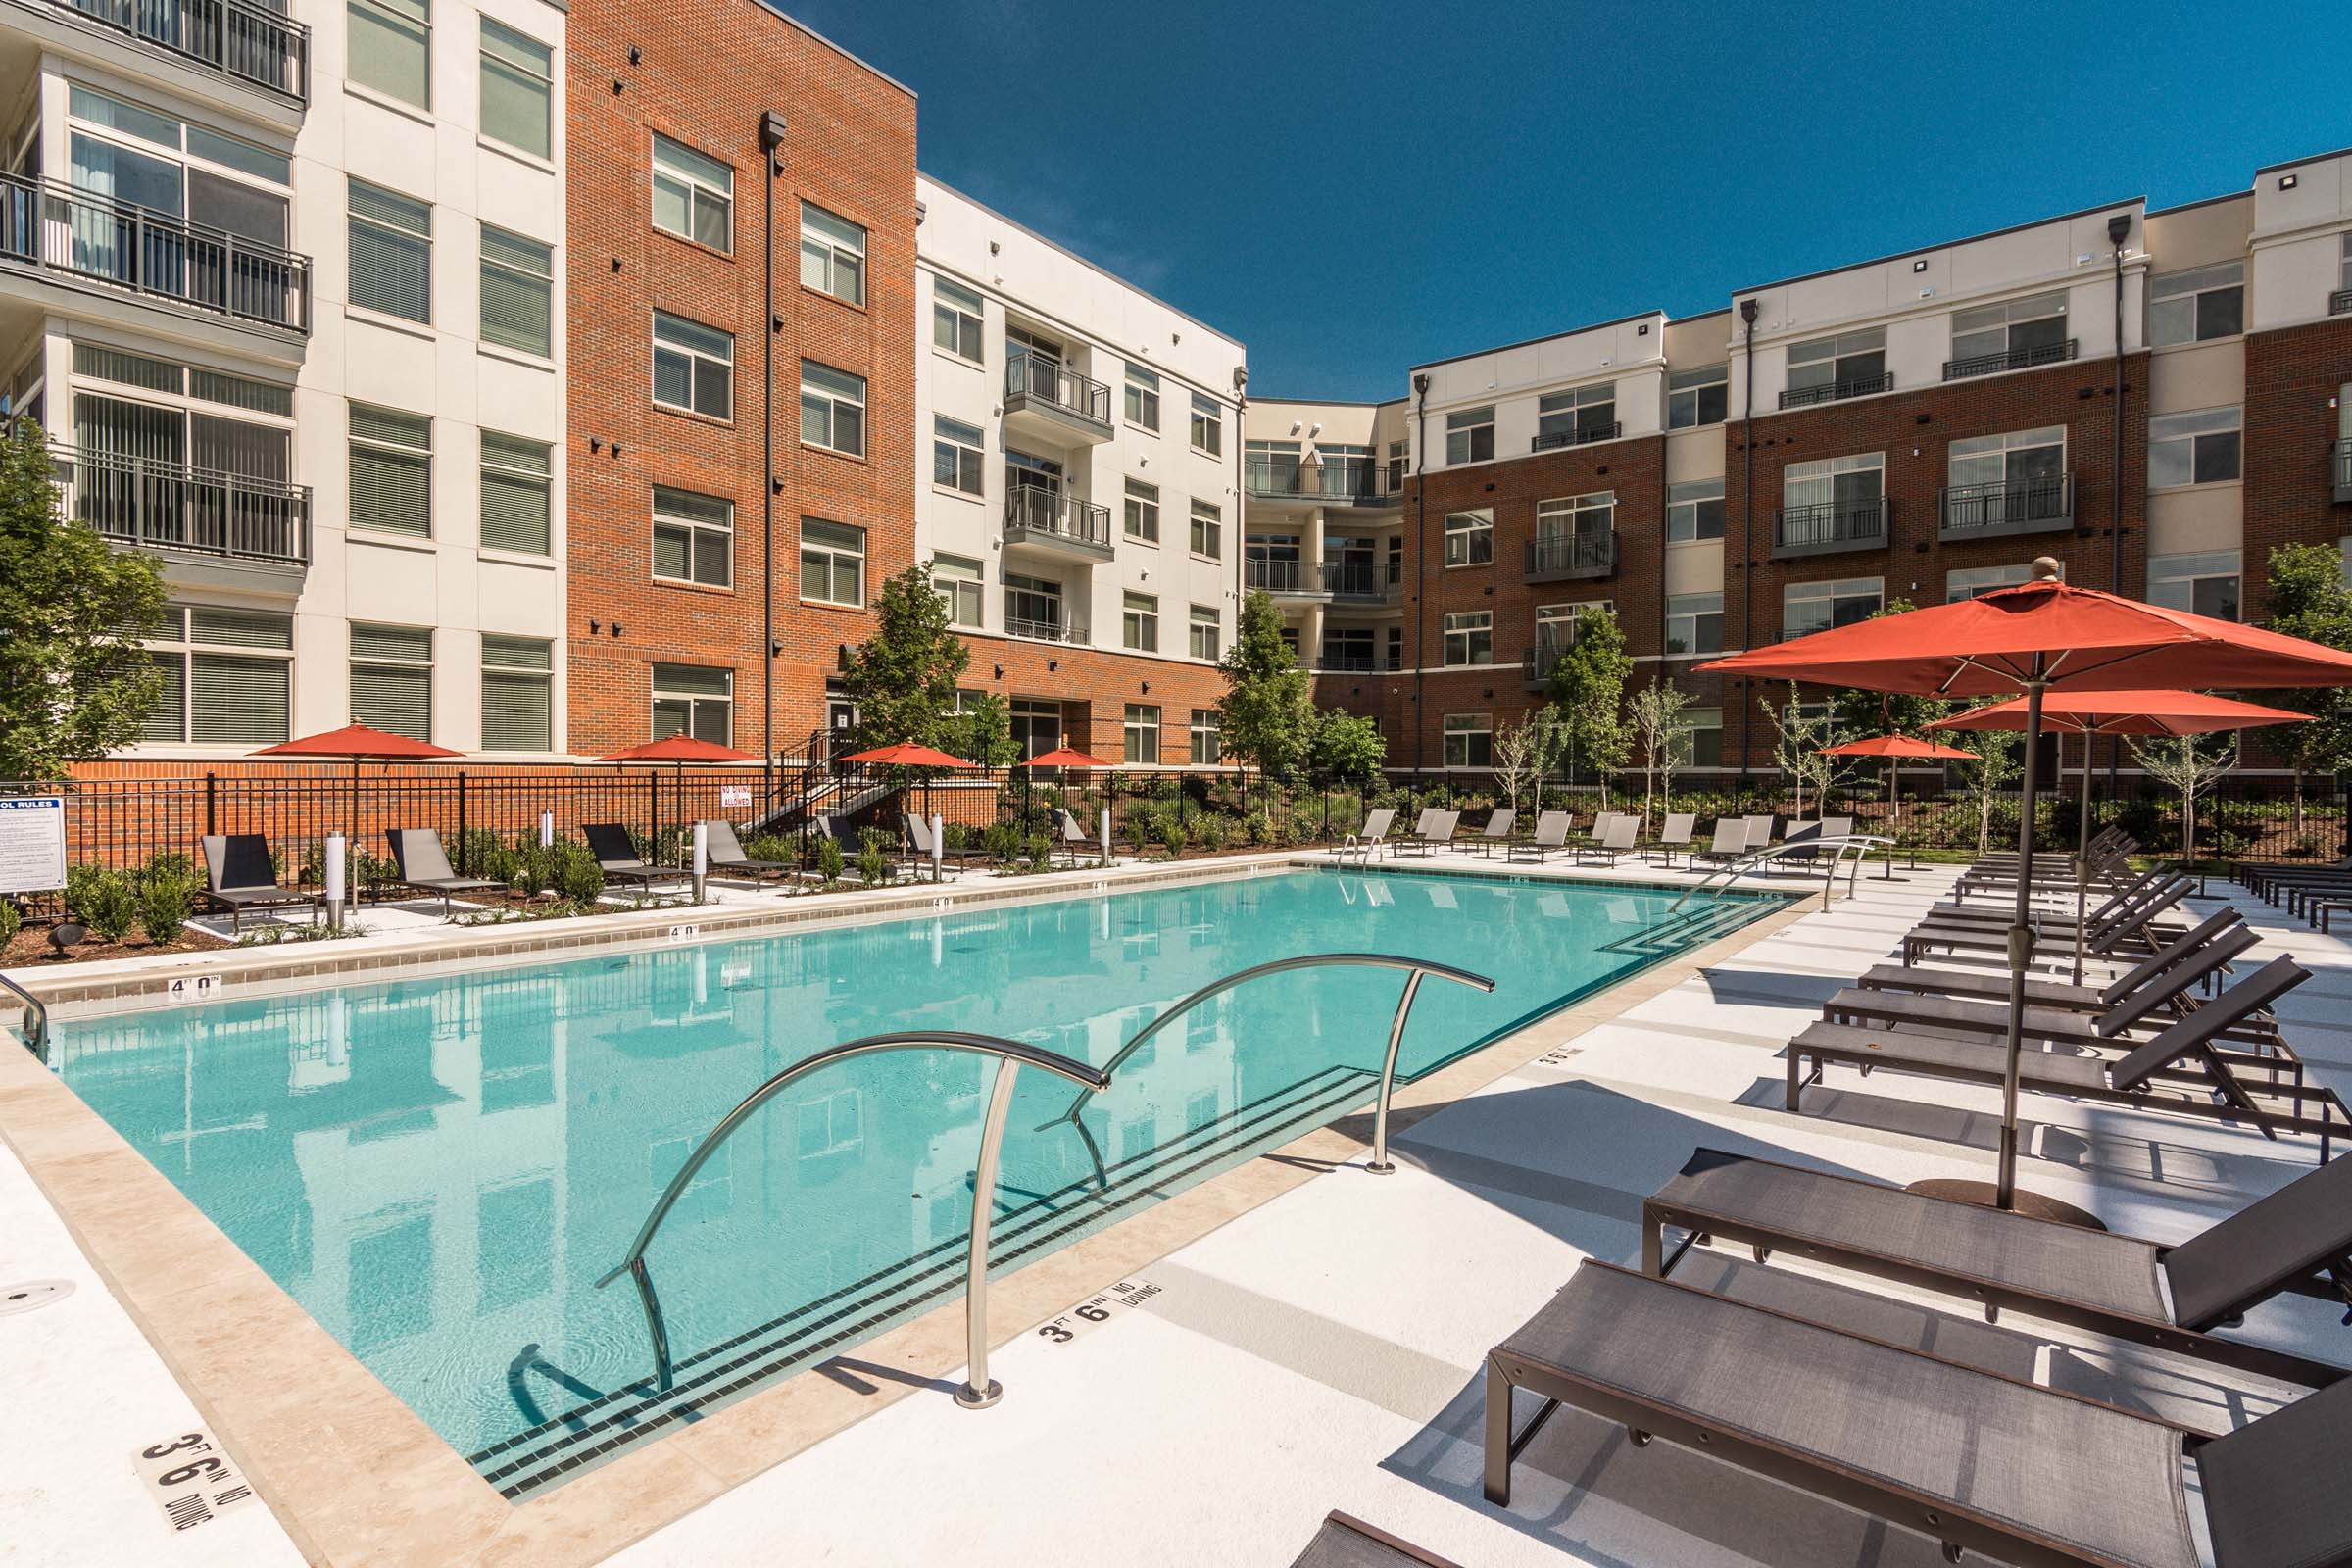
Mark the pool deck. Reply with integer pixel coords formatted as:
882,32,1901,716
4,851,2345,1565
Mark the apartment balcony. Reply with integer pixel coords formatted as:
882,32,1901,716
2330,288,2352,317
1245,558,1320,599
1521,648,1563,689
1004,612,1087,646
32,0,308,104
2334,439,2352,505
1322,561,1398,605
1003,488,1113,563
1530,422,1621,452
1938,473,2074,543
1244,457,1401,509
1773,498,1887,559
0,172,310,336
1314,653,1393,674
1003,353,1111,446
1941,339,2078,381
59,443,310,575
1778,372,1894,411
1524,529,1618,583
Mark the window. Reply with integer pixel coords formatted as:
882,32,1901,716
1387,439,1408,492
1443,610,1493,667
654,312,733,419
1445,405,1494,465
1189,709,1221,765
1948,290,2068,373
652,663,732,744
1664,592,1724,657
1320,627,1377,671
652,486,732,587
799,518,865,607
350,0,429,108
933,416,984,495
1667,364,1729,428
1189,392,1223,457
1948,426,2065,490
479,432,551,555
932,276,983,362
1536,492,1613,546
799,360,864,455
1783,576,1883,639
1443,712,1493,768
2150,262,2244,346
1010,698,1062,759
1781,452,1886,543
1005,574,1064,640
1535,382,1615,448
351,623,432,740
1122,592,1159,653
1124,363,1160,430
1123,704,1161,765
1123,478,1160,542
932,554,983,627
479,18,551,160
1189,499,1222,559
1443,507,1493,567
799,202,866,306
651,134,732,253
1785,327,1886,402
1676,706,1723,769
348,180,431,323
1189,605,1220,661
2146,551,2240,620
141,605,291,744
1666,477,1726,542
2148,406,2241,488
349,404,432,537
479,225,552,357
1946,563,2040,601
480,635,552,752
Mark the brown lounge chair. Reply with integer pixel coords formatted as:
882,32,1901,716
199,833,320,933
1485,1257,2352,1568
1856,906,2248,1015
580,822,672,894
701,818,795,883
386,828,500,916
1506,810,1571,863
1902,876,2191,965
1287,1511,1464,1568
1643,1147,2352,1388
1392,808,1458,858
1468,808,1516,858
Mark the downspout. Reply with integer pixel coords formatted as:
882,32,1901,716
1737,297,1758,789
759,112,788,802
1410,371,1431,777
1232,367,1247,783
2106,211,2130,799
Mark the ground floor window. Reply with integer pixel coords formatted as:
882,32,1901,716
1010,698,1062,760
481,635,552,752
1190,709,1220,764
1124,703,1161,764
1442,712,1492,768
652,662,732,744
143,603,292,744
350,622,433,741
2145,550,2240,620
1676,706,1723,769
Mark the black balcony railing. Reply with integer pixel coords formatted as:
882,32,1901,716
1939,473,2074,539
1521,648,1565,686
1524,530,1618,578
1774,497,1887,555
1243,455,1398,505
1321,560,1391,600
1941,338,2078,381
1315,652,1383,672
1530,421,1621,452
0,172,310,333
45,0,309,103
2334,439,2352,505
1004,352,1110,429
1004,488,1111,552
60,443,310,566
1779,372,1894,410
1245,557,1308,593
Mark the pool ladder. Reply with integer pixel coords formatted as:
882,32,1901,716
1,971,47,1061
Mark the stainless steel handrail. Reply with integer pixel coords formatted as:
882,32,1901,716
0,971,48,1062
1036,952,1495,1176
1669,834,1891,913
597,1031,1110,1409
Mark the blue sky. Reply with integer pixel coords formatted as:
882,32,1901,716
778,0,2350,402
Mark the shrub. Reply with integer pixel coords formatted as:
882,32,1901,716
65,861,109,919
514,837,550,896
354,852,398,893
0,899,20,948
1193,813,1230,852
979,822,1021,862
1152,811,1186,858
549,842,605,904
815,833,846,886
744,831,795,863
1023,833,1052,872
857,827,896,886
941,821,971,852
140,851,194,893
78,868,137,942
138,871,191,944
1243,808,1290,847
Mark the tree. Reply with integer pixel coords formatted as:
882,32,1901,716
1544,605,1633,800
1759,683,1843,817
841,563,969,754
1951,725,2022,857
1309,707,1386,779
1627,679,1692,833
1492,708,1569,816
2252,542,2352,837
2132,733,2235,865
0,419,167,778
1216,589,1315,777
947,691,1018,768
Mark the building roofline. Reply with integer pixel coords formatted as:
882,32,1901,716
2256,144,2352,177
1407,308,1667,374
1732,195,2146,297
1248,395,1407,409
2145,187,2252,220
751,0,914,97
1667,306,1734,323
917,173,1244,353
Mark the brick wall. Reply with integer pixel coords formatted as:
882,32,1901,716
2241,316,2352,614
959,637,1228,764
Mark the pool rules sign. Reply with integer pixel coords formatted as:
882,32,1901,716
0,795,65,895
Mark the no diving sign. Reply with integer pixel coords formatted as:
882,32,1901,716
0,796,65,896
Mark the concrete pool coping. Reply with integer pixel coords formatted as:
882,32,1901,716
0,852,1817,1566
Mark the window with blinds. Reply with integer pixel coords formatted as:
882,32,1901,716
654,312,732,419
479,431,550,555
651,662,731,745
652,486,731,587
479,19,552,160
480,225,552,357
351,622,432,740
190,369,293,417
142,604,291,744
349,180,432,323
481,634,551,752
73,343,182,394
350,404,431,536
349,0,431,108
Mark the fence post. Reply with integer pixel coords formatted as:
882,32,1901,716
456,770,468,874
205,770,218,837
648,771,660,858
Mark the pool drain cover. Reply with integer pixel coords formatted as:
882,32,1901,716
0,1279,74,1317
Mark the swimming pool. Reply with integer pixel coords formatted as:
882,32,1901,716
45,866,1782,1494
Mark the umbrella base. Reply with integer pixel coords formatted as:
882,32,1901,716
1903,1177,2107,1231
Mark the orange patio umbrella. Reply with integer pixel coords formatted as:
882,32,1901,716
253,722,462,839
1819,734,1976,881
600,735,760,857
839,741,973,768
1017,747,1118,769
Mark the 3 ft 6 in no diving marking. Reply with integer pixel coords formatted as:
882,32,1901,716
1034,1278,1161,1347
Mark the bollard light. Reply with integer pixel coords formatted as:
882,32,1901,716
691,821,709,905
539,810,555,849
931,813,945,882
1100,807,1111,866
324,832,347,930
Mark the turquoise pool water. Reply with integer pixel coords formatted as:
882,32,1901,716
47,867,1781,1494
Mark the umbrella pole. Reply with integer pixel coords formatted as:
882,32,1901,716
1882,760,1893,880
2072,730,2095,987
1995,670,2048,1211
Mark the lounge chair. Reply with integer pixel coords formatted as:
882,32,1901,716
703,819,796,882
1573,814,1638,866
1788,955,2349,1157
1856,907,2253,1017
1287,1512,1464,1568
199,833,320,934
1507,810,1571,863
905,814,988,875
1469,808,1516,858
1773,819,1829,876
1819,814,1853,840
1484,1257,2352,1568
1929,864,2167,926
1336,807,1396,859
1902,876,2192,966
580,822,671,895
1394,808,1458,858
1054,808,1102,867
385,828,499,916
1642,1146,2352,1388
1692,818,1749,868
1740,812,1775,849
1644,811,1697,868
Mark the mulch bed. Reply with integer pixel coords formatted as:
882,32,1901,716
3,922,231,966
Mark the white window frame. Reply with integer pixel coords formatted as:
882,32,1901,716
1536,382,1615,447
1121,591,1159,653
1664,592,1724,657
480,634,552,753
1189,391,1223,457
1189,498,1221,560
1666,477,1726,542
2149,262,2244,347
2146,551,2241,621
1442,610,1493,667
1124,363,1160,430
1442,712,1493,768
651,662,732,745
799,518,866,607
799,201,866,307
653,311,733,419
1443,507,1493,567
349,621,433,741
1445,405,1494,465
1123,477,1160,542
1946,563,2042,601
478,222,553,358
932,554,983,628
141,604,293,745
1782,576,1883,640
932,415,984,496
2148,405,2241,489
652,486,732,588
932,276,983,362
1948,290,2068,369
1667,364,1728,429
349,0,431,110
1188,604,1219,661
1676,706,1724,769
1123,703,1161,764
1786,327,1886,396
1189,709,1220,764
651,132,732,253
478,16,552,161
800,359,865,457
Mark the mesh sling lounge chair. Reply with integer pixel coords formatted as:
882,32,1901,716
1335,807,1396,859
1694,818,1750,867
1394,808,1458,858
1645,811,1697,867
1054,809,1102,867
1507,810,1572,863
1903,877,2193,966
1574,814,1639,866
580,822,670,894
1470,808,1516,857
200,833,320,934
1929,865,2167,926
1788,955,2351,1158
702,819,795,882
1855,907,2252,1019
1286,1512,1465,1568
1483,1258,2352,1568
905,814,989,874
1642,1147,2352,1389
1740,812,1775,849
386,828,500,916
